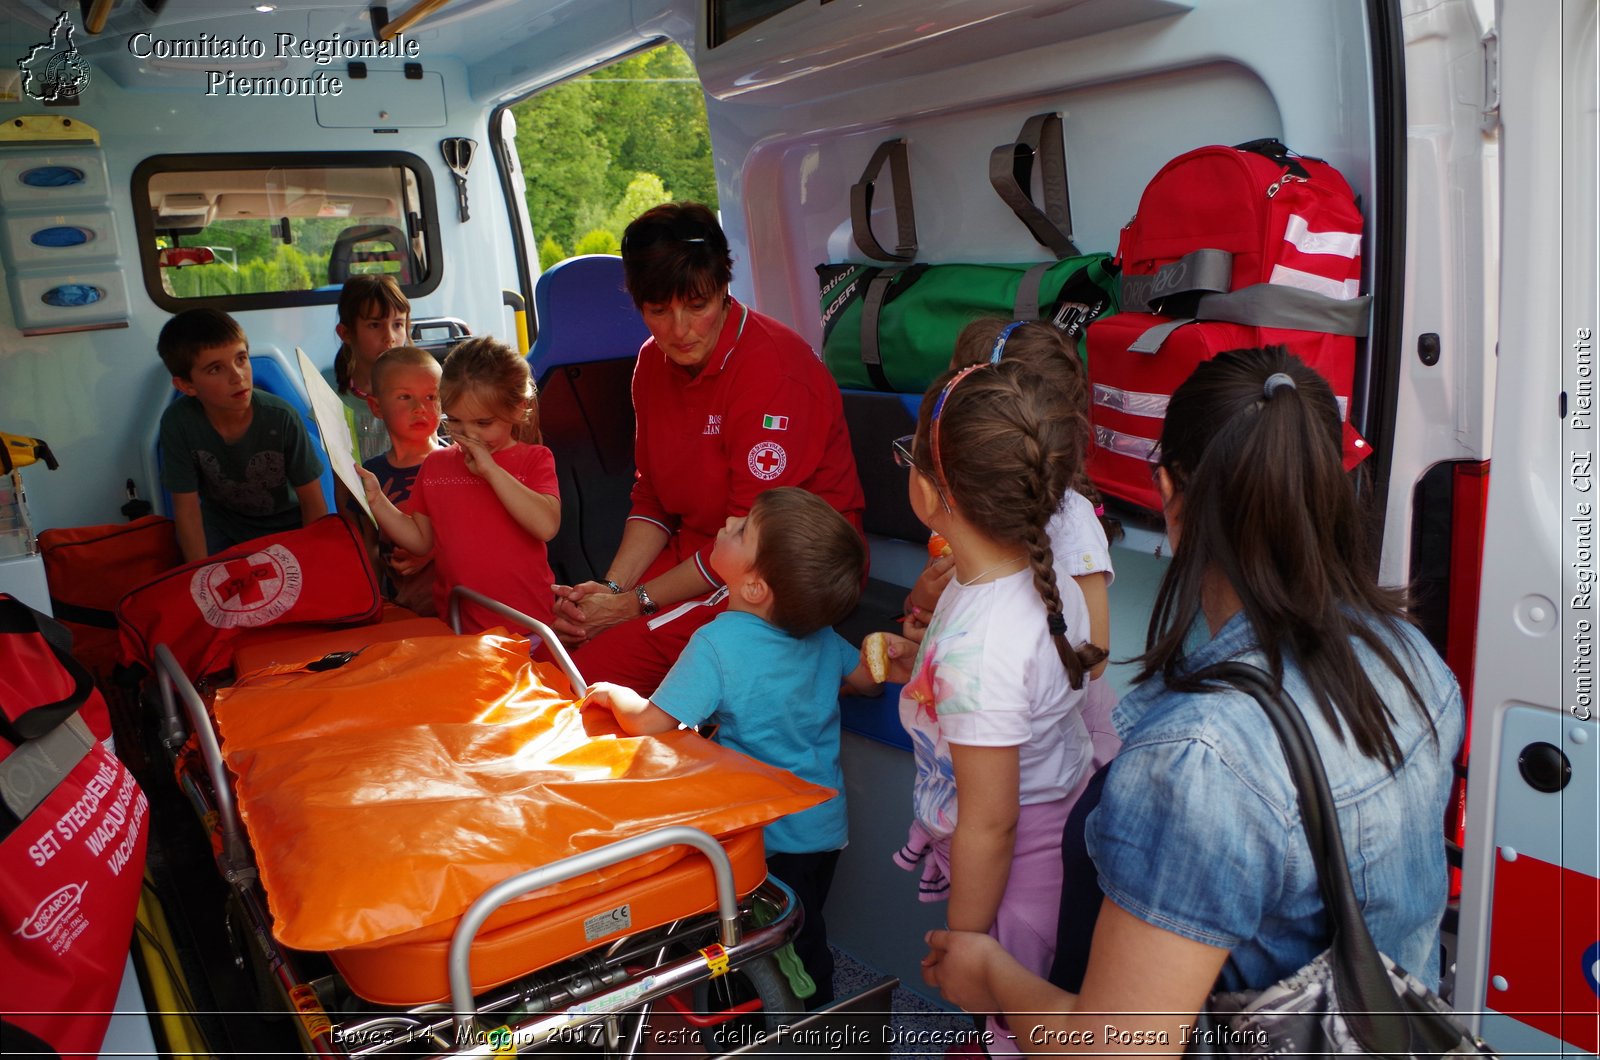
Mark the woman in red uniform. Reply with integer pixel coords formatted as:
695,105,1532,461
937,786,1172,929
551,202,865,693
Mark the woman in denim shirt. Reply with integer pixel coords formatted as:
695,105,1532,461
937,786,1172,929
922,347,1464,1054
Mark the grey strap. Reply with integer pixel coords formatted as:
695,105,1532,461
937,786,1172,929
0,713,95,824
858,270,901,390
990,113,1078,259
1129,317,1195,354
850,139,917,262
1013,262,1053,321
1130,284,1372,354
1194,284,1371,336
1120,249,1237,313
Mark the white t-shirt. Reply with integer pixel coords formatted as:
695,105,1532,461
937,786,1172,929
898,565,1095,839
1048,490,1114,586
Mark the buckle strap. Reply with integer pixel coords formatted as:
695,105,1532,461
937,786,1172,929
990,112,1079,259
850,139,917,262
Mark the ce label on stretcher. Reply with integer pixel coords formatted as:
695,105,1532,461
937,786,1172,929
583,903,632,942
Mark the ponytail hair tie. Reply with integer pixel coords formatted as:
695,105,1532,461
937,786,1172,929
1263,372,1297,399
1047,613,1067,636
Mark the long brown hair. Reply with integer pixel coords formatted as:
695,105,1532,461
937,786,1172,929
333,275,410,393
1143,346,1426,767
440,336,539,445
913,361,1106,689
952,318,1121,542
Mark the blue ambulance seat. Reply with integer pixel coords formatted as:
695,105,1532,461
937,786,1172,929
529,256,650,587
527,254,649,380
145,348,339,519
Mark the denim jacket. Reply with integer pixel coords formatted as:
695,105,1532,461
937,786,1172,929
1085,610,1464,992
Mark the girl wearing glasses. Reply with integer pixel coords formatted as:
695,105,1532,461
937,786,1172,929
876,357,1105,1055
551,201,865,694
360,336,560,634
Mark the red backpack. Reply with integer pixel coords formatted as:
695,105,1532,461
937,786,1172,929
1,595,147,1056
1086,139,1373,510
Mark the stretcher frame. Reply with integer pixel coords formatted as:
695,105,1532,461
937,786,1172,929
150,586,807,1057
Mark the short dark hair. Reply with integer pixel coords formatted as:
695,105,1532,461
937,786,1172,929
748,487,865,637
157,308,247,378
621,201,733,309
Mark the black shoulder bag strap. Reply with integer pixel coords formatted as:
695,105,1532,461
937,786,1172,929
990,112,1080,260
0,596,94,744
850,138,917,262
1194,660,1413,1059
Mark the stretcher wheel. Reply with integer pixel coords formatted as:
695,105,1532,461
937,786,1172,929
689,952,801,1052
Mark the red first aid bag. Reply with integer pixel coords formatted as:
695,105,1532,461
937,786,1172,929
1,595,147,1057
38,516,183,684
1086,138,1373,510
117,514,381,680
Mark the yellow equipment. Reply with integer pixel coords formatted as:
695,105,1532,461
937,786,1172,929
1,432,58,474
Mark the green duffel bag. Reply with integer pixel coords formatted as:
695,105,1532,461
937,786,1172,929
818,118,1118,394
818,253,1119,394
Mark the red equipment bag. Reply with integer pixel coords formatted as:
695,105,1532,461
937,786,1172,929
1,595,147,1057
38,516,183,684
117,514,382,680
1086,138,1374,511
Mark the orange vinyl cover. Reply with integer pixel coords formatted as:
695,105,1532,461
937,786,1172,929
212,633,831,953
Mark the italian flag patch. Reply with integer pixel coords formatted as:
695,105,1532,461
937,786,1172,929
762,414,789,430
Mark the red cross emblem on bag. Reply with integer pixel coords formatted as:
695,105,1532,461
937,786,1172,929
189,544,304,628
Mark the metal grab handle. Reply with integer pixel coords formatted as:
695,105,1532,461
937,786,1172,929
448,826,741,1036
153,643,251,873
448,585,587,695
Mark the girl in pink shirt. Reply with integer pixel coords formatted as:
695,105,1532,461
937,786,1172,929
360,337,560,633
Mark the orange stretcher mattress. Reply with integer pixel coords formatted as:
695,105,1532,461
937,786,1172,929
211,632,829,997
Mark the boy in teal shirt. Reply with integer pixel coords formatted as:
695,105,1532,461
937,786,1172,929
157,308,326,562
584,487,880,1007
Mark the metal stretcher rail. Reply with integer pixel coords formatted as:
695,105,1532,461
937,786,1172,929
148,587,806,1056
448,826,744,1038
448,587,588,696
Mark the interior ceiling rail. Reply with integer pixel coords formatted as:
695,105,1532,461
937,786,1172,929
375,0,453,42
81,0,117,34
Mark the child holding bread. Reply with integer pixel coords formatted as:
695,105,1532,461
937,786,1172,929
583,486,880,1009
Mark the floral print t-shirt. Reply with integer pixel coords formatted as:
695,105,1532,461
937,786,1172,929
898,565,1095,838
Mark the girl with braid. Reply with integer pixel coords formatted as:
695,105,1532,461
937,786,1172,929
876,357,1105,1055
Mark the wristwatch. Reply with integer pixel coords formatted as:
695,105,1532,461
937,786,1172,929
635,584,659,616
604,579,624,594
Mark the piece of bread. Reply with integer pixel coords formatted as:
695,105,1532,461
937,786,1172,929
864,632,890,684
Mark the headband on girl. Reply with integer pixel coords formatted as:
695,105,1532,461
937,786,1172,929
990,321,1026,364
929,364,985,495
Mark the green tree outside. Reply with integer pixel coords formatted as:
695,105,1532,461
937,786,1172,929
510,43,716,257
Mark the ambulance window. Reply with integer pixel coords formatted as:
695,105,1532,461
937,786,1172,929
131,152,442,312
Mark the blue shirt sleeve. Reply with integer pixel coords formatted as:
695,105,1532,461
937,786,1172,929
829,630,857,681
1086,733,1292,951
651,629,724,728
